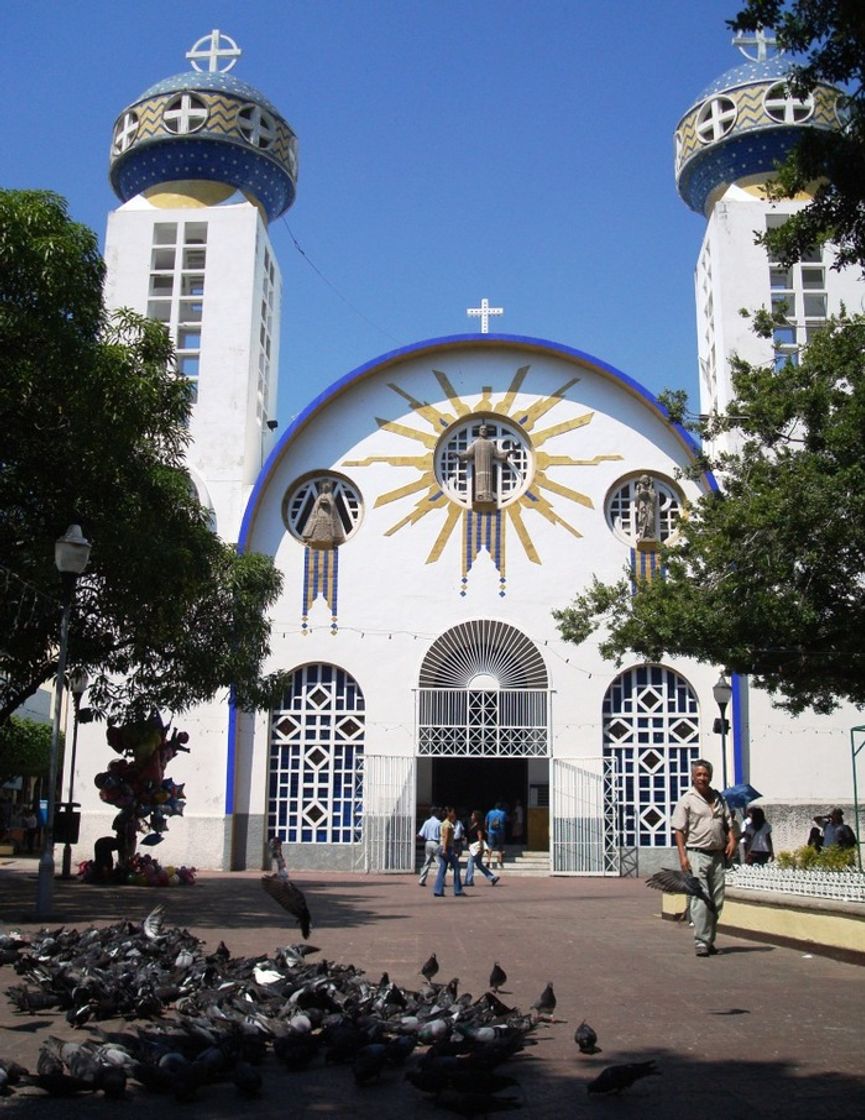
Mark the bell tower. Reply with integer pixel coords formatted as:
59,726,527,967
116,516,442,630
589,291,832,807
674,30,858,451
103,30,298,538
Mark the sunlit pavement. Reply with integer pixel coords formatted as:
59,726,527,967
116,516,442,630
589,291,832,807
1,864,863,1118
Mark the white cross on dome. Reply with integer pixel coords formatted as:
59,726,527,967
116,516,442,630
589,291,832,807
186,29,242,73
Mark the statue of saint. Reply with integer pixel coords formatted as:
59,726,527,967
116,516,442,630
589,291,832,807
302,480,346,549
456,424,514,504
634,474,658,542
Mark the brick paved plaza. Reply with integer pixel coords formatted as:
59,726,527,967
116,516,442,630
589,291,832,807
1,864,863,1118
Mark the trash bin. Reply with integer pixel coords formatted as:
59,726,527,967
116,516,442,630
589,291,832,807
54,807,81,844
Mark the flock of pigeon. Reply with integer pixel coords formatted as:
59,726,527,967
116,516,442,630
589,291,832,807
0,855,702,1113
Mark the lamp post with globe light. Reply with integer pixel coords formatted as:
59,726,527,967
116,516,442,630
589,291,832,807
36,525,91,918
60,667,90,880
713,673,733,792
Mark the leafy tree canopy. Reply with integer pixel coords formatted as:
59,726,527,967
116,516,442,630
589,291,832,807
729,1,865,268
554,312,865,715
0,717,57,783
0,190,285,727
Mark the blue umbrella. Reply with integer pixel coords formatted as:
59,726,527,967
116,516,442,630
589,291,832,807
721,783,762,810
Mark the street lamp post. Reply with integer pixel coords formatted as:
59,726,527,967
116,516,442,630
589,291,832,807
713,672,733,792
36,525,91,918
60,668,90,880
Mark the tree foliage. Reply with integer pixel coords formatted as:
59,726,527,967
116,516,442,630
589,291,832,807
0,189,284,727
729,1,865,268
0,717,57,783
554,313,865,714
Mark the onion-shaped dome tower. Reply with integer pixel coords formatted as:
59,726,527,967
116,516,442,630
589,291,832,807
675,29,844,216
108,30,297,222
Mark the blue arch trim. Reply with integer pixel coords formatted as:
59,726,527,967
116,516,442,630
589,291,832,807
238,332,712,553
227,332,716,817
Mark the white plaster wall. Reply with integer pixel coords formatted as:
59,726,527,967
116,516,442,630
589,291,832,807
104,198,278,543
697,191,863,424
742,686,859,802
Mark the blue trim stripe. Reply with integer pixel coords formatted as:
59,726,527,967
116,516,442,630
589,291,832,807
731,673,744,785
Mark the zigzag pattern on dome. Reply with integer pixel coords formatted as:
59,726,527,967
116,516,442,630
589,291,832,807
117,93,296,167
677,83,839,175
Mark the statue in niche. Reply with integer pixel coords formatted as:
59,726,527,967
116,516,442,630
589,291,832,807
634,474,658,542
302,480,346,549
457,424,515,504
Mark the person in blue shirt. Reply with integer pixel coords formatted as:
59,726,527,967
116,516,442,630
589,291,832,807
417,807,442,887
485,802,507,870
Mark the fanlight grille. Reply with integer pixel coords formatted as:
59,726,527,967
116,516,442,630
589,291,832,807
419,620,548,690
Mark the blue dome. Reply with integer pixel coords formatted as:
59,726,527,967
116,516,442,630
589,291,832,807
674,52,841,215
693,55,793,104
109,66,298,221
133,70,281,118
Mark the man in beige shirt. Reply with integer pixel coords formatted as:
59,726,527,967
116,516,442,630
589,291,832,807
672,759,736,957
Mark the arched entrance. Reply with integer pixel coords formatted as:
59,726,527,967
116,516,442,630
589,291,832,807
416,619,549,843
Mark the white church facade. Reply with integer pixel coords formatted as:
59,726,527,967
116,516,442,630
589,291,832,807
69,30,860,875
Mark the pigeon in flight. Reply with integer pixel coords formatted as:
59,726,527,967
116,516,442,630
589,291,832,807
260,837,312,939
587,1060,659,1095
645,868,717,915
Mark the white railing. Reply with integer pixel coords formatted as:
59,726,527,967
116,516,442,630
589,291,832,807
726,864,865,903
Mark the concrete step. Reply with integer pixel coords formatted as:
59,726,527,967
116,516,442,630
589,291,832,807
491,850,550,876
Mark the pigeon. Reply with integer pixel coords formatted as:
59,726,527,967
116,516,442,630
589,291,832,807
645,868,717,915
574,1020,600,1054
489,962,507,992
420,952,439,982
586,1060,659,1095
261,838,312,939
142,905,166,941
531,982,555,1016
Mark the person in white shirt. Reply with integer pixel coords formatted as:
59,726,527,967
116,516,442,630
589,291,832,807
417,808,442,886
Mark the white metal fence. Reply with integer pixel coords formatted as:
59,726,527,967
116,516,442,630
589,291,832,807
551,757,620,875
726,864,865,903
362,754,416,872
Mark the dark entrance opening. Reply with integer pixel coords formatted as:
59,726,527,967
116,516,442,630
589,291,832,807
431,758,527,835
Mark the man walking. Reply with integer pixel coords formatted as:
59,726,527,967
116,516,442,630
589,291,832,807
433,806,466,897
417,806,442,887
672,759,736,957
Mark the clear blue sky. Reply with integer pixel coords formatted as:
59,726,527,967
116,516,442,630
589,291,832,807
5,0,749,430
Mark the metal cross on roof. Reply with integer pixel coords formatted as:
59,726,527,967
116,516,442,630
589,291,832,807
186,29,242,73
733,27,783,62
466,297,504,334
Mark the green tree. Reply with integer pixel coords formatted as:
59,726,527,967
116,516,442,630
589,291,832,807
729,1,865,268
0,718,57,783
553,312,865,715
0,189,285,727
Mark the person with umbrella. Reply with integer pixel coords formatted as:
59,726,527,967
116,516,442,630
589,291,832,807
672,759,737,957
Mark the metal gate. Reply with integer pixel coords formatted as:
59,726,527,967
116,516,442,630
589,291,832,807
551,756,620,875
362,754,416,872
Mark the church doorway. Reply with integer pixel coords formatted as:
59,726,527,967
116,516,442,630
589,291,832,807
431,758,527,827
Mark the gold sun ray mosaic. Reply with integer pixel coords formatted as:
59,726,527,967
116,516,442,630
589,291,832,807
344,364,623,596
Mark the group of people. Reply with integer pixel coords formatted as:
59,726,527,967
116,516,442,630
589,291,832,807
0,799,40,854
416,801,525,896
